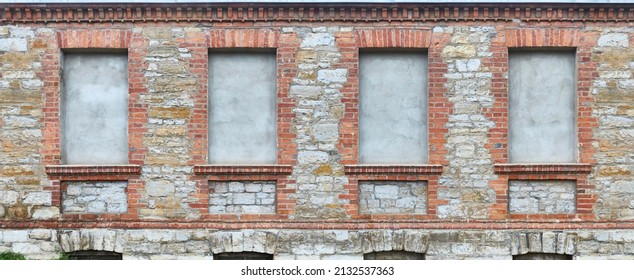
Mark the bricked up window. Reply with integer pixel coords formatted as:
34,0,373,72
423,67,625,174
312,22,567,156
364,251,425,260
67,250,123,260
61,52,129,164
359,51,428,164
508,50,577,163
208,50,277,164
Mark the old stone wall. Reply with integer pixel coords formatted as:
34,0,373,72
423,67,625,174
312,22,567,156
509,180,576,214
0,3,632,260
1,228,633,260
208,181,276,214
62,182,128,214
359,181,427,214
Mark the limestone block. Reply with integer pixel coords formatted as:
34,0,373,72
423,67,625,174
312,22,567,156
442,45,477,58
0,191,19,205
32,207,60,219
598,33,629,47
23,192,51,206
300,33,334,48
12,243,41,254
0,38,28,52
147,180,175,197
297,151,329,164
312,123,339,142
317,69,347,84
290,85,321,99
2,230,29,242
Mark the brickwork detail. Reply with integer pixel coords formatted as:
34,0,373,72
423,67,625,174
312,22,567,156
509,180,576,214
62,182,128,214
136,27,206,220
208,181,276,214
359,181,427,214
437,26,498,219
287,27,351,219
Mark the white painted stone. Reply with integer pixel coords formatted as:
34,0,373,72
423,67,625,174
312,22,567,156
317,69,347,84
23,192,51,206
300,33,335,48
597,33,628,47
0,38,27,52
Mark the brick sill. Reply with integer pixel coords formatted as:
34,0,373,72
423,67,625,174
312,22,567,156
45,165,142,176
493,164,592,174
193,165,293,175
345,165,443,175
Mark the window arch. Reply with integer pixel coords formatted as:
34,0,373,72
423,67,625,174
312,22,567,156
364,251,425,260
67,250,123,260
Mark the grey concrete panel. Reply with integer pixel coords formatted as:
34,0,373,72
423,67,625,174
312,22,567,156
61,53,129,164
208,51,277,164
509,51,577,163
359,51,428,164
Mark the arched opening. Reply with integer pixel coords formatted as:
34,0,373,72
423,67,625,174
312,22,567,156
67,250,123,260
364,251,425,260
513,253,572,260
213,252,274,260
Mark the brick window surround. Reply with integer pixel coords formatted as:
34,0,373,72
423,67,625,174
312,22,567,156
42,29,141,219
342,29,444,219
191,29,295,219
491,29,598,220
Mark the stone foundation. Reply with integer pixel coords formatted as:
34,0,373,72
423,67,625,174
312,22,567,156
1,229,633,260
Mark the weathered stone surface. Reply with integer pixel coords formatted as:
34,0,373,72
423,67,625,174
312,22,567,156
437,26,498,219
62,182,127,213
359,181,427,214
0,38,27,52
509,180,576,214
209,181,276,214
597,33,629,47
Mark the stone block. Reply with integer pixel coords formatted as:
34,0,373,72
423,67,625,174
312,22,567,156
147,180,175,197
0,38,28,52
312,123,339,142
23,192,51,206
2,230,29,242
598,33,629,47
12,243,40,255
317,69,347,84
297,151,329,164
32,207,60,219
0,191,19,205
442,45,477,58
300,33,334,48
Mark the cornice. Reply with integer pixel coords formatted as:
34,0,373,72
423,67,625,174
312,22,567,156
1,3,633,23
